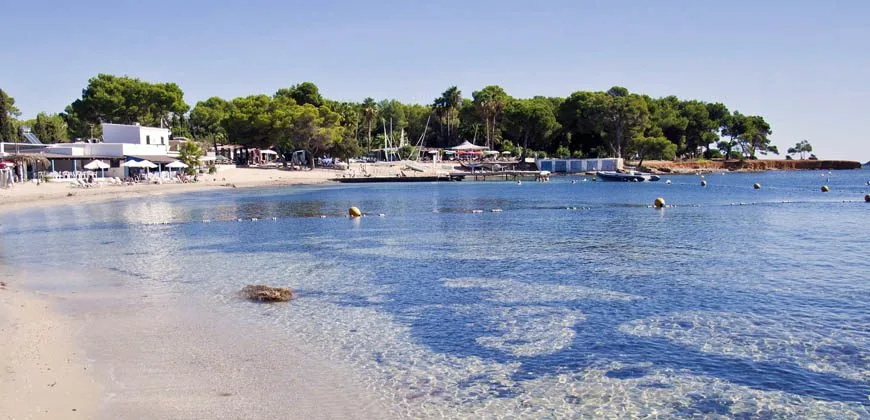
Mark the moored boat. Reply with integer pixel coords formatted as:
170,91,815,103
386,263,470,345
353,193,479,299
595,170,660,182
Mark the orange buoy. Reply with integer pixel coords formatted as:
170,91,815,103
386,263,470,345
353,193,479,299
821,185,830,192
654,197,665,208
753,183,761,190
348,206,362,217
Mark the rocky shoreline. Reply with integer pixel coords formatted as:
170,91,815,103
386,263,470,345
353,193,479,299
637,159,862,174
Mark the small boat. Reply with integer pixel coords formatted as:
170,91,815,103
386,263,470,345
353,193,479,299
595,170,660,182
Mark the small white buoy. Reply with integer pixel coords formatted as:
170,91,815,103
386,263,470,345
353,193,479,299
378,213,386,217
517,180,522,185
753,183,761,190
571,180,576,184
700,180,707,187
665,180,672,184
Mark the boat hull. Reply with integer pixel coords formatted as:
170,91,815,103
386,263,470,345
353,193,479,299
595,171,660,182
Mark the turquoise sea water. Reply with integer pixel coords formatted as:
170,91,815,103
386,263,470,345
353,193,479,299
2,170,869,417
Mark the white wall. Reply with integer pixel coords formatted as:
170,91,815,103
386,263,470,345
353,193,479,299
44,143,168,156
102,123,170,146
138,126,170,146
102,124,141,144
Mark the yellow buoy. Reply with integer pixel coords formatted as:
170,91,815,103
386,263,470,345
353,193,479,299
753,183,761,190
654,197,665,208
821,185,830,192
865,194,870,202
348,206,362,217
700,180,707,187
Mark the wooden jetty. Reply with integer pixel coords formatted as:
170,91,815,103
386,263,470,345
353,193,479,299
455,170,550,182
332,174,465,183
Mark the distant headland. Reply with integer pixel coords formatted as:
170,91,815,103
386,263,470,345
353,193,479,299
640,159,862,174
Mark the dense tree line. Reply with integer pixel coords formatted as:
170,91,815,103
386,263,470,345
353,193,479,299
2,75,783,162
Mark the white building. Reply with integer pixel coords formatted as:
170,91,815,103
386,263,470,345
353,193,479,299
102,123,171,148
3,123,178,180
537,158,623,173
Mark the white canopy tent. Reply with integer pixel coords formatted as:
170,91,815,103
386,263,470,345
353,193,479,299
449,141,487,151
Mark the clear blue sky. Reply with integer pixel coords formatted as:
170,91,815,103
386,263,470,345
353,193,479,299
2,0,868,160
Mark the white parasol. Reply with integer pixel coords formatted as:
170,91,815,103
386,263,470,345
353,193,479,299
83,159,110,177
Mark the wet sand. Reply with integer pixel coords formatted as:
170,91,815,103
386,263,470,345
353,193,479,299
0,162,444,418
1,266,396,419
0,271,101,419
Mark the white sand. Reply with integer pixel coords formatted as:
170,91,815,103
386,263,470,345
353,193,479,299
0,275,101,419
0,162,450,418
0,167,336,215
1,264,398,419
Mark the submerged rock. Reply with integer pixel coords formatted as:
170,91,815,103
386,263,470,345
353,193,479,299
241,285,294,302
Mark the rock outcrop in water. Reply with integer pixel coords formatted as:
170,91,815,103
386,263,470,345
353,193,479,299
241,285,294,302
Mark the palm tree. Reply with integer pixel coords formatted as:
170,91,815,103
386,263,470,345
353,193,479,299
361,98,378,151
442,87,462,143
473,86,508,150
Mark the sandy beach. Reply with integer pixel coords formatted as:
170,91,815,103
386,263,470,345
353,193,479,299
0,166,337,215
0,163,456,216
0,264,396,419
0,164,427,418
0,270,101,419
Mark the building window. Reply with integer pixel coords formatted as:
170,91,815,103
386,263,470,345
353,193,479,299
146,135,151,145
161,137,165,145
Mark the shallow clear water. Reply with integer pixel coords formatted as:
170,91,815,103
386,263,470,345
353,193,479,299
2,170,870,417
